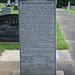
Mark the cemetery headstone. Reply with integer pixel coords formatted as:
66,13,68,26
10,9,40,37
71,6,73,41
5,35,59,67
11,2,15,6
70,6,75,10
67,1,70,9
2,7,11,14
14,0,18,10
6,0,11,7
19,0,56,75
0,14,19,42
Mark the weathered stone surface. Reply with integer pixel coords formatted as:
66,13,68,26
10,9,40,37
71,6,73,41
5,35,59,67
19,0,56,75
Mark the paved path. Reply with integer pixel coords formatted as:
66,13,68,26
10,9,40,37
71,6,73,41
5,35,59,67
0,50,20,75
0,50,20,61
57,9,75,75
0,61,20,75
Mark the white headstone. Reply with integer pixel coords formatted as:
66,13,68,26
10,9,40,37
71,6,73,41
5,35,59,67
7,0,10,4
14,0,18,10
7,0,11,6
15,0,18,6
67,1,70,9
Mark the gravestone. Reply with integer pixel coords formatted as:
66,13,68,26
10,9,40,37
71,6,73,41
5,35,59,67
19,0,56,75
14,0,18,10
6,0,11,7
11,2,15,6
70,6,75,10
2,7,11,14
0,14,19,42
67,1,70,9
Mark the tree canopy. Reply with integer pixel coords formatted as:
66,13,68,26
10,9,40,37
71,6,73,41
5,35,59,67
0,0,15,3
57,0,75,8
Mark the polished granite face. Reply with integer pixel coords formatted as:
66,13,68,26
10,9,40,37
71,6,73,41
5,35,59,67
19,0,56,75
0,14,19,42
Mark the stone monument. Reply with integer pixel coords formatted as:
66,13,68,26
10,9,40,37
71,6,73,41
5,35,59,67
19,0,56,75
2,7,11,14
0,14,18,42
6,0,11,7
67,1,70,9
14,0,18,10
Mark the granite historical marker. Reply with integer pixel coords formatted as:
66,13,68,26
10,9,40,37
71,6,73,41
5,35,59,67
19,0,56,75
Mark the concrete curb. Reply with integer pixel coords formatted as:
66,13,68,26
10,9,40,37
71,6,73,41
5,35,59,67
57,71,64,75
12,70,64,75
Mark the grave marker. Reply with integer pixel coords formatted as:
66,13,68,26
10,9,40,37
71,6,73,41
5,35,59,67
19,0,56,75
6,0,11,7
14,0,18,10
67,1,70,9
0,14,18,42
2,7,11,14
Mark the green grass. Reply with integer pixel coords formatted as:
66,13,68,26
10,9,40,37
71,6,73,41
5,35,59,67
0,5,6,9
0,4,18,14
56,20,70,50
63,8,75,15
11,7,18,14
0,42,20,55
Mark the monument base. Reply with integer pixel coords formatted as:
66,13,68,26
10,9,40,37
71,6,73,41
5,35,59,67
14,6,18,10
12,70,64,75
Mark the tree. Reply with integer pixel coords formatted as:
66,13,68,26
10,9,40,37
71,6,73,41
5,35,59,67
57,0,75,8
57,0,65,8
69,0,75,5
0,0,7,3
0,0,15,3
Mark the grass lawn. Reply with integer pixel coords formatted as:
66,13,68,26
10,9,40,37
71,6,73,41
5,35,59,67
11,7,18,14
63,8,75,15
56,20,70,50
0,42,19,55
0,4,18,14
0,5,6,9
